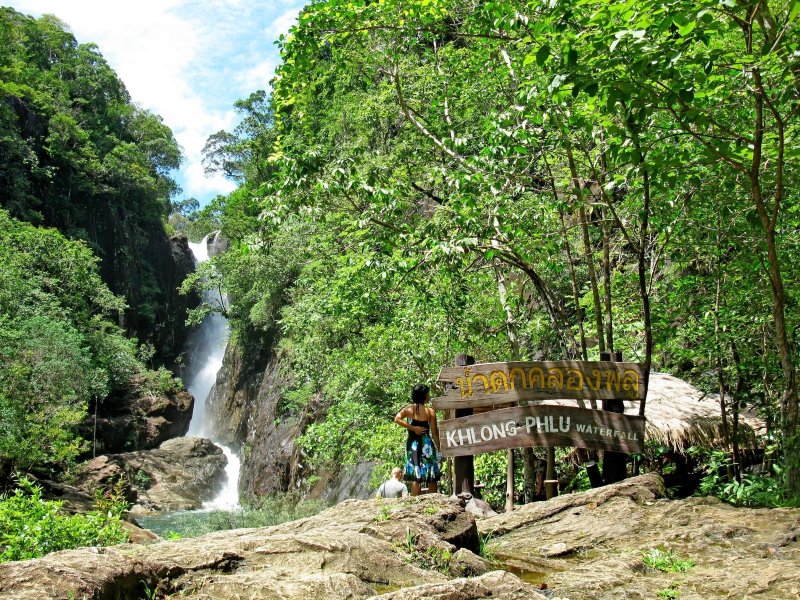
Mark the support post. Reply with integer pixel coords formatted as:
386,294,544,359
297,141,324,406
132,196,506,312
584,460,605,488
522,447,538,503
505,449,514,512
601,350,628,484
453,353,476,496
545,446,557,499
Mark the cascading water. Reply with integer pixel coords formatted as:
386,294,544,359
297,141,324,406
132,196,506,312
184,233,240,510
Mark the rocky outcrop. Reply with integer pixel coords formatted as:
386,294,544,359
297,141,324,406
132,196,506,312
205,336,309,498
479,473,800,599
87,375,194,454
205,230,229,257
74,437,227,512
2,476,799,599
0,494,524,600
372,571,550,599
93,212,198,365
308,461,378,504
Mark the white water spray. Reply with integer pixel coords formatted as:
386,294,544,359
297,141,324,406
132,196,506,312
184,233,240,509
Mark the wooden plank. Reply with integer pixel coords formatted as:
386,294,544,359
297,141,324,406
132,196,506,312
438,405,646,457
435,361,645,406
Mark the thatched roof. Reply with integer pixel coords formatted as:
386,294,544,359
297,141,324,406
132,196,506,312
638,372,765,452
543,372,766,453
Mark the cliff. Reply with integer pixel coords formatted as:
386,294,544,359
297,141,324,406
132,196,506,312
205,334,310,497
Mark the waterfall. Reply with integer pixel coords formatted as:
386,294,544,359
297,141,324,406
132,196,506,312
184,233,239,509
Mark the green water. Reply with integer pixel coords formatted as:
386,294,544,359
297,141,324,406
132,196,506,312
134,509,247,538
499,563,548,585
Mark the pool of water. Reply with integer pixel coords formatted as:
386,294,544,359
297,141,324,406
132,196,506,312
498,563,548,585
134,509,246,538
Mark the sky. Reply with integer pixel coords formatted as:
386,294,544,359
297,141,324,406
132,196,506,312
5,0,307,206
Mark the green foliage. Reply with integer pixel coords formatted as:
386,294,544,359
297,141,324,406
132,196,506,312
134,469,152,490
641,548,695,573
193,0,800,497
478,531,500,565
0,8,184,361
0,210,152,475
396,527,453,575
689,447,794,507
138,367,185,397
474,451,524,510
563,466,592,494
0,476,128,562
298,398,404,470
656,583,682,599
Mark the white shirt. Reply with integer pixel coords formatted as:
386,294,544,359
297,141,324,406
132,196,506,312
376,478,408,498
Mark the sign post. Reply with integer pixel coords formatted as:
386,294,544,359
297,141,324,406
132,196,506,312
600,351,627,484
434,359,647,497
452,354,475,495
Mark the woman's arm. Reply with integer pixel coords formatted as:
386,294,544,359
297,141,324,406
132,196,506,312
429,407,440,452
394,406,426,435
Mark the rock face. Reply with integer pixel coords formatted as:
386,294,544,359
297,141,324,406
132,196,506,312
479,472,800,599
87,375,194,455
74,437,227,512
206,337,309,498
308,461,379,504
0,494,541,600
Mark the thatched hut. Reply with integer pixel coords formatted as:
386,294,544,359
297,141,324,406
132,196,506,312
542,372,766,454
633,372,765,452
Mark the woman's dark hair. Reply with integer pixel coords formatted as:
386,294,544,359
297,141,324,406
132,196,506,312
411,384,430,404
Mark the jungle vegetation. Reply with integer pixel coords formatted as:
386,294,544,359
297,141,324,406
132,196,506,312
0,8,185,361
0,0,798,509
186,0,800,503
0,9,184,482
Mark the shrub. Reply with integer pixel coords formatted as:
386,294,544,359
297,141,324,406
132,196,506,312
0,476,129,562
641,548,694,573
689,446,794,508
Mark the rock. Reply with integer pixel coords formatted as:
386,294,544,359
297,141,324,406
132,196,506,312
86,375,194,454
480,473,800,599
311,461,378,504
0,494,485,600
38,479,101,514
449,548,491,577
206,230,229,257
539,542,572,558
205,340,319,497
466,497,498,518
369,570,547,599
6,475,799,599
74,437,227,512
121,521,159,544
478,472,665,537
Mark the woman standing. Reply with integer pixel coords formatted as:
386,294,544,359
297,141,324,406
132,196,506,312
394,384,441,495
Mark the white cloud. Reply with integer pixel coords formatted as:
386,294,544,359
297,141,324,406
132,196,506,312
265,5,301,40
237,58,279,92
182,161,237,198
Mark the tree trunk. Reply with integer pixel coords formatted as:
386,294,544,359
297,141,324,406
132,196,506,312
566,144,605,353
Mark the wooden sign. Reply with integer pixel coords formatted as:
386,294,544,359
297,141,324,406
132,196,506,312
434,361,645,410
438,405,646,457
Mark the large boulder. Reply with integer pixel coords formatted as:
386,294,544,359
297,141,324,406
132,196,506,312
0,494,524,600
86,375,194,455
371,570,548,599
479,472,800,599
74,437,227,512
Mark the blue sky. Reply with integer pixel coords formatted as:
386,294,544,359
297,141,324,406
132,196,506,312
6,0,307,206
